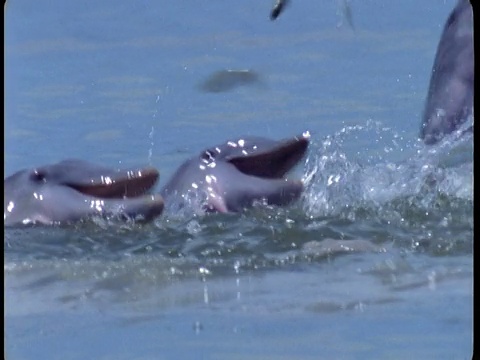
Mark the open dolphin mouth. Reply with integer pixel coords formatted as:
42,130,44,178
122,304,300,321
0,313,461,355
60,165,163,223
66,167,160,199
226,134,310,179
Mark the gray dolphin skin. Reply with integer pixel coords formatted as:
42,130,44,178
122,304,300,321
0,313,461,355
161,133,310,213
420,0,473,145
4,159,164,226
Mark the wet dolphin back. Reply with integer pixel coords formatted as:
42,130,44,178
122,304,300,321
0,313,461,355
420,0,473,145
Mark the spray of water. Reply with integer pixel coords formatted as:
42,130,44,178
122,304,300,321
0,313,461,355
302,119,472,218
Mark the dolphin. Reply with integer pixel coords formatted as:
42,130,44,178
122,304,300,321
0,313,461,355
420,0,473,145
4,159,164,226
160,133,310,213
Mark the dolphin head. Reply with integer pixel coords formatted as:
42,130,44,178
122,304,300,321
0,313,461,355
4,159,164,226
420,0,473,145
161,133,310,213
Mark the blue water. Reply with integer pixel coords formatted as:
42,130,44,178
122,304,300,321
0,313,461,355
4,0,473,359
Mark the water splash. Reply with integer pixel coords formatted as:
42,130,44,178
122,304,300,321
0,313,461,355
302,119,472,218
147,94,161,164
147,126,155,164
300,119,472,255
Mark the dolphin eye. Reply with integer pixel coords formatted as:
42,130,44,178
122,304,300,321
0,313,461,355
201,150,216,162
30,170,46,183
